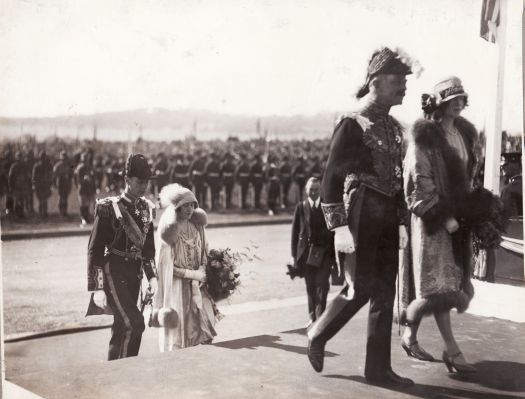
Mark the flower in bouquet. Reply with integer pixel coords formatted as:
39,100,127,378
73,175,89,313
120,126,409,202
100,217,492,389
206,248,243,301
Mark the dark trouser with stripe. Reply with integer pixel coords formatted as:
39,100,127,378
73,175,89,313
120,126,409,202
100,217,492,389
304,255,333,322
104,258,145,361
309,190,398,378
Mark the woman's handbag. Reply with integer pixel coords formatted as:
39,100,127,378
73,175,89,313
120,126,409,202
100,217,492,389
306,244,326,268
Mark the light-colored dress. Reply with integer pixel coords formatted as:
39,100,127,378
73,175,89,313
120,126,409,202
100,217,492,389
154,206,217,351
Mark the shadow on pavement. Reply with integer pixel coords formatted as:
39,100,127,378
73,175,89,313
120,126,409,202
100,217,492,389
325,374,524,399
471,360,525,392
213,334,339,358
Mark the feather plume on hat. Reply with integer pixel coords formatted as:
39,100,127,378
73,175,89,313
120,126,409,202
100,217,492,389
159,183,199,209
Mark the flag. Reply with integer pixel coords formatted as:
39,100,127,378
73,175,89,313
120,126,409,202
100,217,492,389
480,0,500,43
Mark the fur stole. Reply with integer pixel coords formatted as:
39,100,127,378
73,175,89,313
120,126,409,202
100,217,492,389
410,117,478,229
159,206,208,245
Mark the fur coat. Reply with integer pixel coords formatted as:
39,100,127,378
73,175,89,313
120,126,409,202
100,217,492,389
153,206,217,351
398,116,479,324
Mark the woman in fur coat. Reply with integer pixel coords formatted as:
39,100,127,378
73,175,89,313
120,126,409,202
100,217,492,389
153,183,218,351
400,77,478,373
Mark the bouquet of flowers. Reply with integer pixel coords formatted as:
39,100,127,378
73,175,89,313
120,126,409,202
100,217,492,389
206,248,242,301
464,187,508,255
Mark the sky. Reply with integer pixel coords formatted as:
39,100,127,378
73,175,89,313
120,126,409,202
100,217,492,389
0,0,522,134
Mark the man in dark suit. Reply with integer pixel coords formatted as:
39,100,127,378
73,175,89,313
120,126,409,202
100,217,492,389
291,177,335,326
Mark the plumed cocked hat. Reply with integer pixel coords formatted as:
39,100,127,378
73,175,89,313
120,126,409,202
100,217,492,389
356,47,421,99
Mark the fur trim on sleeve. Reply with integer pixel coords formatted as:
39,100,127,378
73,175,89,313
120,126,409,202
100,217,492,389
410,118,440,148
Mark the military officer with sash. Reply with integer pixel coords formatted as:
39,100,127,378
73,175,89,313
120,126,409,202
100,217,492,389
87,154,158,361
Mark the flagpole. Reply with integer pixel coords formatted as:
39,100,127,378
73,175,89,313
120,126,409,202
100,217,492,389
522,0,524,282
483,0,507,194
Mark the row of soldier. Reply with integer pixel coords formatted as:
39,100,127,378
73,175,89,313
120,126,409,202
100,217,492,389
0,146,328,222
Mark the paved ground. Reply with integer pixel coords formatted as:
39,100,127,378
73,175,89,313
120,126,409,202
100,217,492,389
5,281,525,399
3,222,525,398
2,224,313,336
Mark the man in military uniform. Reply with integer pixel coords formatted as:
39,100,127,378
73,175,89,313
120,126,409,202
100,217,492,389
8,151,30,218
221,152,236,209
266,155,280,215
250,154,265,210
306,47,414,387
87,154,158,361
32,151,53,218
74,152,96,226
235,152,251,209
53,151,73,216
190,152,207,209
309,155,324,181
170,154,189,188
205,152,222,211
279,155,292,208
153,152,170,194
292,156,307,202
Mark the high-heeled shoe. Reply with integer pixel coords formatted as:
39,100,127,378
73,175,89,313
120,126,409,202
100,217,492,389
442,351,476,374
401,340,434,361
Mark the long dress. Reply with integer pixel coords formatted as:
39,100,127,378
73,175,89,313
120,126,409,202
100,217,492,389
155,206,217,351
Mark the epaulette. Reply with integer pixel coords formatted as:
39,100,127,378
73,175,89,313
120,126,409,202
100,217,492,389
336,113,374,132
95,196,119,218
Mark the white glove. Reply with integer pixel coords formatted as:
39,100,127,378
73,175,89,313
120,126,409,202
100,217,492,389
444,217,460,234
93,290,107,309
399,225,408,249
148,277,158,296
334,226,355,253
183,269,207,282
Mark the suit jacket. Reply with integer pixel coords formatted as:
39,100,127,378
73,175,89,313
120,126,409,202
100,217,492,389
291,199,334,268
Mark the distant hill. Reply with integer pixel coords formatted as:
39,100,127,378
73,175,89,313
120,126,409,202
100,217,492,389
0,108,341,141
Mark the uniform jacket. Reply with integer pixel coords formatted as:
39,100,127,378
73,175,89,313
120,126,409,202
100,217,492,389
321,103,407,231
53,160,73,195
87,194,156,291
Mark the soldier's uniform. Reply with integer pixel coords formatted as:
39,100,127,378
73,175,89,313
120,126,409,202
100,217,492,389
221,154,236,209
235,155,251,209
266,161,280,215
171,155,191,188
309,157,324,181
87,154,157,360
32,152,53,218
279,157,292,207
8,153,30,218
205,154,222,210
93,157,105,194
153,154,170,193
190,155,207,209
24,151,35,215
53,152,73,216
75,154,96,225
250,157,265,210
292,159,307,201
